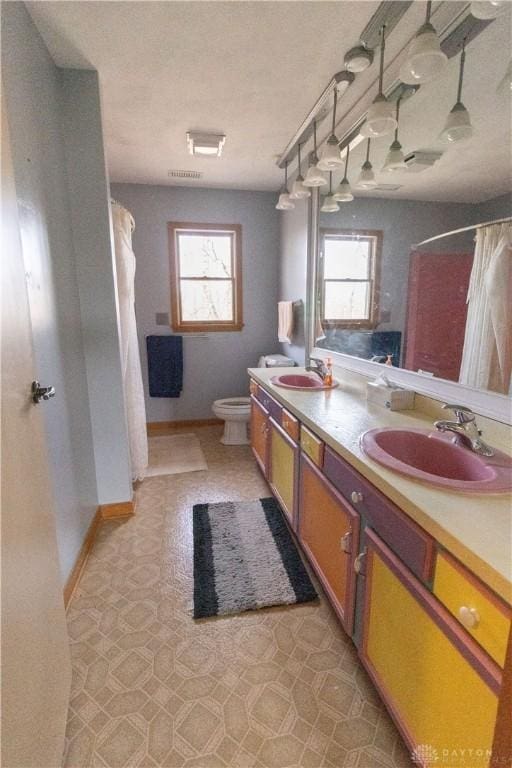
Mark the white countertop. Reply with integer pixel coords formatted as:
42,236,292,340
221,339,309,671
249,366,512,604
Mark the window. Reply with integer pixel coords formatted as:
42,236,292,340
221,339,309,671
168,222,243,332
319,229,382,329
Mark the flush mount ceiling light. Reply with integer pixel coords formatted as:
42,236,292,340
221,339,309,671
470,1,509,19
186,131,226,157
333,144,354,201
440,38,473,143
400,1,448,85
360,25,397,139
317,90,344,171
344,45,374,73
303,122,328,187
290,143,311,199
382,99,407,172
275,161,295,210
320,173,340,213
356,139,378,189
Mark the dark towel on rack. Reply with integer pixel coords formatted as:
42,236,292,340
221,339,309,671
146,335,183,397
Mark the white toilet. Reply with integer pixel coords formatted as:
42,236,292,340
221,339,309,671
212,397,251,445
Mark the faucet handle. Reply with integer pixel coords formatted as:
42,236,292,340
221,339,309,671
442,403,475,424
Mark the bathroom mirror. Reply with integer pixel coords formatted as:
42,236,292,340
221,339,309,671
312,17,511,396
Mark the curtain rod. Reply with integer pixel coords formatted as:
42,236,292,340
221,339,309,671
413,216,512,248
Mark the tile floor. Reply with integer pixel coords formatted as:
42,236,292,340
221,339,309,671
64,426,412,768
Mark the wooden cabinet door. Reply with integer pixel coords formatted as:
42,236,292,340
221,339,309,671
268,418,298,528
298,454,359,635
361,528,501,766
250,395,269,477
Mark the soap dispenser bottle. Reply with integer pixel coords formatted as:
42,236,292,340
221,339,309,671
324,357,333,387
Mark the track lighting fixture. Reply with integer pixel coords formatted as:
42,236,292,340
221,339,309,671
320,173,340,212
317,90,344,170
356,139,378,189
290,144,311,199
303,122,328,187
439,39,472,143
382,99,407,172
400,1,448,85
361,25,397,138
333,144,354,201
275,161,295,210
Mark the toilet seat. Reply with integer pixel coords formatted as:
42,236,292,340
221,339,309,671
213,397,251,414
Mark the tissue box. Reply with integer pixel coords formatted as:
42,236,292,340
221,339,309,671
366,380,415,411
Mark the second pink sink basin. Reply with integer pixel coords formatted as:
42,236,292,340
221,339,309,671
270,373,338,391
361,427,512,493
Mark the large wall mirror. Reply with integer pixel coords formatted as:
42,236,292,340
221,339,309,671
312,16,511,400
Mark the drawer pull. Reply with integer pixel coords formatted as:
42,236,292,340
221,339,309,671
458,606,480,629
340,532,352,554
351,490,364,505
354,549,366,575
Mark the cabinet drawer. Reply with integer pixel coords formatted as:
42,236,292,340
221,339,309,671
300,426,324,467
281,409,299,442
256,387,282,425
323,446,434,582
434,550,511,668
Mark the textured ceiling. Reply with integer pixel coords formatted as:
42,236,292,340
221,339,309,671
27,1,511,203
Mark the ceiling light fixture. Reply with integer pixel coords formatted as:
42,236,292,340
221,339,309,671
186,131,226,157
303,122,328,187
360,25,397,138
356,139,378,189
333,144,354,201
470,1,508,19
276,161,295,210
439,38,473,143
400,1,448,85
344,45,374,73
382,99,407,172
317,90,344,170
320,173,340,213
290,143,311,199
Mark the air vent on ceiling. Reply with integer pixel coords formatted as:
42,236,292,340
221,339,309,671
404,151,443,172
168,169,203,179
373,183,403,191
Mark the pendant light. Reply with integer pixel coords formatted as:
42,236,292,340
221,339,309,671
317,89,344,170
333,144,354,201
440,39,472,143
356,139,378,189
382,99,407,172
290,144,311,199
400,1,447,85
470,1,508,19
320,173,340,213
275,161,295,210
360,25,397,139
303,122,328,187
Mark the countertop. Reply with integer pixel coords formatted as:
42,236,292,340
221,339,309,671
248,366,512,605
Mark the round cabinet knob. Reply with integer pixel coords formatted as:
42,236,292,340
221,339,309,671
458,606,480,629
351,491,364,505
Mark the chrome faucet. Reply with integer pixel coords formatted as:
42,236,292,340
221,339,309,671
434,404,494,457
306,357,329,382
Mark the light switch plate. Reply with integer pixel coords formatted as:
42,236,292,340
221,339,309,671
155,312,169,326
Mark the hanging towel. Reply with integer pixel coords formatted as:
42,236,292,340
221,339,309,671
278,301,294,343
146,335,183,397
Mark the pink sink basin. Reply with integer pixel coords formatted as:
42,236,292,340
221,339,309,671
361,427,512,493
270,373,338,391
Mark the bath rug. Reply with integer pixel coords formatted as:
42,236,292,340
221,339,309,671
146,433,207,477
193,497,317,618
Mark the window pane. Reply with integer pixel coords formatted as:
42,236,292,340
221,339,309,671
178,233,233,278
324,281,370,320
324,238,370,279
180,279,233,322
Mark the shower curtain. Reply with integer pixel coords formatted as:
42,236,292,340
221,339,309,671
459,222,512,394
112,201,148,481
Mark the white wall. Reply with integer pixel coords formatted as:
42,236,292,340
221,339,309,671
2,2,132,580
110,183,280,422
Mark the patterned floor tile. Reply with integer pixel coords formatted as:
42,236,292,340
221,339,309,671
63,426,411,768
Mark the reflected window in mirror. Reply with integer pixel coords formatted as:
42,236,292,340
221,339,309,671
320,229,382,330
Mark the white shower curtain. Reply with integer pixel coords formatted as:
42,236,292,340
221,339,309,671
459,222,512,394
112,202,148,481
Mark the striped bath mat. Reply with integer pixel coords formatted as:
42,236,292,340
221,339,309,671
193,497,317,619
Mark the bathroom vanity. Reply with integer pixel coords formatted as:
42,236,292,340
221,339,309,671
248,367,512,768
